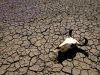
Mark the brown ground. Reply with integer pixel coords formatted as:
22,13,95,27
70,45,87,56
0,0,100,75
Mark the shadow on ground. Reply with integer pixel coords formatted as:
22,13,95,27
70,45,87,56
56,46,89,63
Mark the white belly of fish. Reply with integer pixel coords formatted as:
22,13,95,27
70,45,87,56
59,37,79,47
53,37,80,52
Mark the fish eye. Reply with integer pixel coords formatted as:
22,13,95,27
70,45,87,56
71,44,75,47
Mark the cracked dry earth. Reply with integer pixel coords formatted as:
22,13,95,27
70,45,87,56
0,0,100,75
